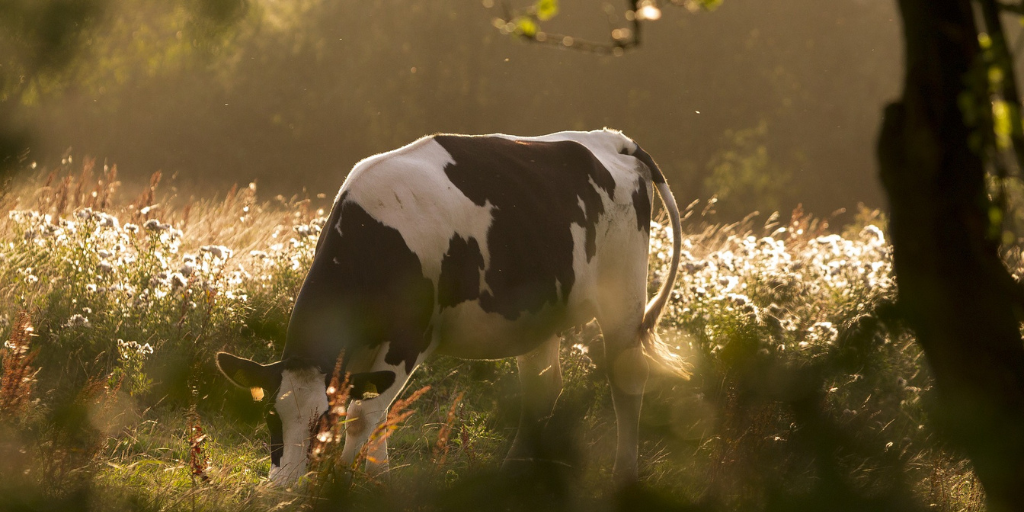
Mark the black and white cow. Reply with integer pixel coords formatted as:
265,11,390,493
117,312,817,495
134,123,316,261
216,129,685,485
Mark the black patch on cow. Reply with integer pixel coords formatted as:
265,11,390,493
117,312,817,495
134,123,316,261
284,196,435,374
348,370,397,400
632,177,652,234
438,235,484,309
629,143,666,185
433,136,616,320
266,407,284,467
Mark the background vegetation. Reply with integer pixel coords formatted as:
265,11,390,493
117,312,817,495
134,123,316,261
0,162,986,511
1,0,899,219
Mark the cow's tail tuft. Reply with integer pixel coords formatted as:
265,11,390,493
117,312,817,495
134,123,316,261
632,144,690,379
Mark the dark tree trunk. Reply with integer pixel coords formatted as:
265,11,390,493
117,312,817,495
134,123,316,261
879,0,1024,509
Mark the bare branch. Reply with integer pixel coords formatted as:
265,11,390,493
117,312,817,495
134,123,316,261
494,0,700,55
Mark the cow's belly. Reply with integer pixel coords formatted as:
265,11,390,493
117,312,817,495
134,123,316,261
433,298,595,359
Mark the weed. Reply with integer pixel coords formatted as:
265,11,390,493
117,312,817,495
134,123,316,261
0,310,37,417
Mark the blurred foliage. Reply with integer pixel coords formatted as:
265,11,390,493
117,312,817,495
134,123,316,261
0,0,252,178
0,0,899,221
702,121,793,219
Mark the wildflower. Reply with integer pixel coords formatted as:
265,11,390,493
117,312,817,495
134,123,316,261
179,261,197,277
806,322,839,345
95,213,119,229
67,314,92,329
85,284,98,293
76,207,94,220
143,219,171,232
97,261,114,274
169,272,188,289
862,224,885,245
117,339,154,359
200,245,233,260
25,275,38,285
124,223,139,233
97,249,113,259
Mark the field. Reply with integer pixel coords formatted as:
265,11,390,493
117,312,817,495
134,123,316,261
0,160,987,511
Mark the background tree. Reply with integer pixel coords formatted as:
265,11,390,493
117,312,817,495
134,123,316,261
878,1,1024,510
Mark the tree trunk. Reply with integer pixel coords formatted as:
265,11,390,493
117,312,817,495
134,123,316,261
878,0,1024,509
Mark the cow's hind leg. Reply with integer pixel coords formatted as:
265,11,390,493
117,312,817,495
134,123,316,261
504,334,563,469
599,313,650,484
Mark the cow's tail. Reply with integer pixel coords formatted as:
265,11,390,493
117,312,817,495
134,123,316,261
631,143,690,379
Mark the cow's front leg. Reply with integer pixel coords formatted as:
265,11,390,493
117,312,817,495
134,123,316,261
341,398,391,475
504,335,563,468
339,341,433,477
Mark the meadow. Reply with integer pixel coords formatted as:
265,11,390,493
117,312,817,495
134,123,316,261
0,159,987,511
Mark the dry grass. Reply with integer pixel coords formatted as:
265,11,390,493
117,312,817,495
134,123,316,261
0,310,37,416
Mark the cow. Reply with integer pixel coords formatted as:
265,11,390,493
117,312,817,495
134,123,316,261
216,129,685,486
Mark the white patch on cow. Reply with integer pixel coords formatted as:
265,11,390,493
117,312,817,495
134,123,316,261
338,138,494,285
568,221,594,307
577,196,587,219
435,298,569,359
269,367,327,484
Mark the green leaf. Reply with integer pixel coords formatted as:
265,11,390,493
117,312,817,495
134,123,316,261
989,205,1004,240
535,0,558,21
992,99,1013,150
516,17,538,37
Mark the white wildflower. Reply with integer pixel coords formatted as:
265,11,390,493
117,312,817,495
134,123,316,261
67,314,91,328
95,213,119,229
170,272,187,289
143,219,172,232
200,245,233,260
180,260,197,277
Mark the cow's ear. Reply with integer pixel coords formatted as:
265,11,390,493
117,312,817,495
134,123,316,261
216,352,284,396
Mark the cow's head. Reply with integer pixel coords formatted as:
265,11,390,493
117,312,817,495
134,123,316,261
216,352,327,485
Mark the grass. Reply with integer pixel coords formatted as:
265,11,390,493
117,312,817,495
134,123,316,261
0,159,989,511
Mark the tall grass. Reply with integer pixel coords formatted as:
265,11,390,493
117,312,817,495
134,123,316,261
0,160,988,511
